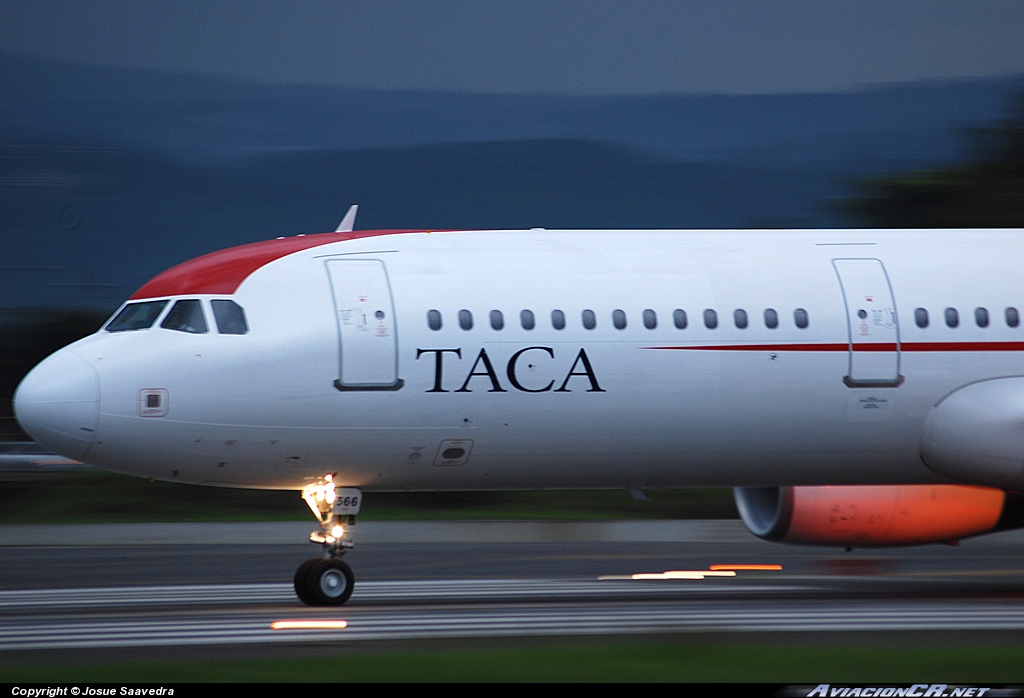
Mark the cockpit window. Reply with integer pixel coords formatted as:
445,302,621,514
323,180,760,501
105,300,169,332
161,299,208,334
211,299,248,335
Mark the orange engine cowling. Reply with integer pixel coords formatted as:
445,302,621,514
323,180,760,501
734,484,1024,547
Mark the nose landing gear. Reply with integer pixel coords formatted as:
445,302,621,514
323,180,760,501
295,476,361,606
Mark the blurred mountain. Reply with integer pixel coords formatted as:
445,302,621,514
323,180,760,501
2,51,1024,313
1,139,838,310
3,51,1022,169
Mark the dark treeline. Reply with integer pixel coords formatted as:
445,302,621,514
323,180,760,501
0,310,107,440
847,97,1024,228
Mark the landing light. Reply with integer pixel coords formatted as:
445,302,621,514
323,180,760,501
331,525,345,538
271,620,348,630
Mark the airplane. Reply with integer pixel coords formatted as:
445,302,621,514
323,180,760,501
13,208,1024,605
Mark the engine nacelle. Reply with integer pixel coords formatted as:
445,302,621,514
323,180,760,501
734,484,1024,547
921,377,1024,489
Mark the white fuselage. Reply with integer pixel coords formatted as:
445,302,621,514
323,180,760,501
15,228,1024,491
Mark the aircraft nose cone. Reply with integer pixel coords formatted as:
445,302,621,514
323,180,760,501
14,349,99,461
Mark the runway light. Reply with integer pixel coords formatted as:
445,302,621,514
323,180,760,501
599,564,781,581
709,564,783,571
610,570,739,580
271,620,348,630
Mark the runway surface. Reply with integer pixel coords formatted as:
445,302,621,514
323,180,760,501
2,524,1024,653
7,581,1024,650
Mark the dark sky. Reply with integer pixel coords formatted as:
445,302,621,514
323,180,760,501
2,0,1024,94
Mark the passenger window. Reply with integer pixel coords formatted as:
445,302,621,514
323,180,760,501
945,307,959,328
612,309,627,330
734,309,748,329
582,309,596,330
427,309,442,331
914,308,929,328
794,308,809,329
211,300,248,335
703,309,718,329
161,299,208,334
490,310,504,330
643,309,657,330
975,307,989,328
673,309,687,329
764,308,778,329
105,300,169,332
520,309,535,330
1007,307,1020,328
551,310,566,330
458,309,473,330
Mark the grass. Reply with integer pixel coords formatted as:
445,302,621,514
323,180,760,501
2,639,1023,682
0,469,738,524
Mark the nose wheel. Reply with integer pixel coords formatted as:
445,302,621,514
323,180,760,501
295,558,355,606
297,476,361,606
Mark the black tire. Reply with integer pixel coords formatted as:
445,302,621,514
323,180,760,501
305,559,355,606
294,558,320,605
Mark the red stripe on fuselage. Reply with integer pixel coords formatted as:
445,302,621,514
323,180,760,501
646,342,1024,352
130,229,423,299
647,343,848,352
902,341,1024,352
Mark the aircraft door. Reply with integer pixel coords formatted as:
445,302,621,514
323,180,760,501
325,259,403,391
832,258,902,388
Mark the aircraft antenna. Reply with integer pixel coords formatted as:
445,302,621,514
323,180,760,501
335,205,359,233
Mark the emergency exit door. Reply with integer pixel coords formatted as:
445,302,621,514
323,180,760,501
326,259,402,390
832,258,902,387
